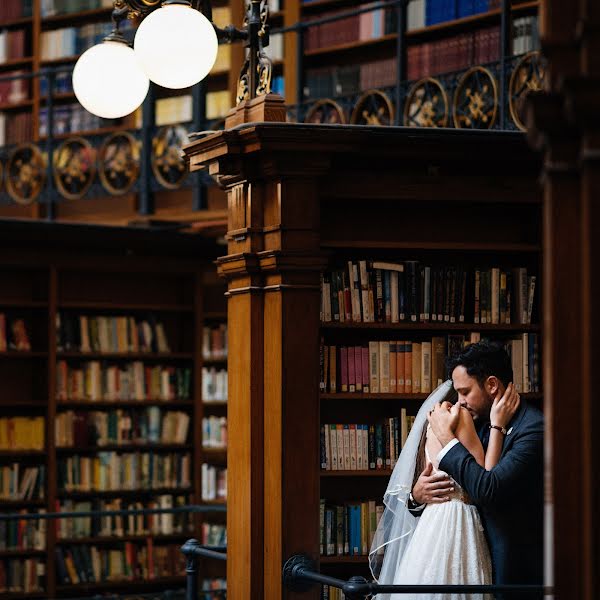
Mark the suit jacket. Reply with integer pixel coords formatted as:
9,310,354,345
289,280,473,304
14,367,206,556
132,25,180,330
439,400,544,585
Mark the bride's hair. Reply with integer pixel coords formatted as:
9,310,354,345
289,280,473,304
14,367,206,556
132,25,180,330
412,384,458,486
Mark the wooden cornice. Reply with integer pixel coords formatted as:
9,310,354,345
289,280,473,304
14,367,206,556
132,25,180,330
183,124,539,186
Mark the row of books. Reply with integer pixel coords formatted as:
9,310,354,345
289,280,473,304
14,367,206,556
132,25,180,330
320,262,536,325
0,466,45,501
41,0,112,17
320,498,382,557
202,367,227,403
320,415,415,472
0,558,43,594
0,315,31,352
202,324,228,361
0,511,45,551
39,70,72,96
202,416,227,449
55,409,191,448
40,21,133,60
55,542,185,585
304,7,396,52
0,417,44,450
201,464,227,502
407,26,500,80
58,452,192,492
0,70,27,105
0,112,33,146
56,361,192,402
0,29,26,62
320,333,540,395
424,0,500,26
0,0,33,21
321,585,348,600
39,104,118,137
201,523,226,548
57,313,172,354
56,495,193,539
513,16,539,55
201,578,227,599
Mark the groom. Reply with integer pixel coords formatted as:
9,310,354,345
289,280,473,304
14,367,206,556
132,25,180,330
411,341,544,587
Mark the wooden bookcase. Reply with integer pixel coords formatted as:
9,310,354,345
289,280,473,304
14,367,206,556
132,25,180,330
184,120,543,598
0,222,227,598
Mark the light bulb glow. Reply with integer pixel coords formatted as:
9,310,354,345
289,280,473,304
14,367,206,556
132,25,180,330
134,4,218,89
73,41,150,119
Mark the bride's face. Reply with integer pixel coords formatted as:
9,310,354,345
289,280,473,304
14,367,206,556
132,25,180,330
451,366,494,421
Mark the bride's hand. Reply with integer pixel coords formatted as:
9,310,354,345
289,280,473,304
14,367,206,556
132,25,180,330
490,382,520,429
428,401,461,447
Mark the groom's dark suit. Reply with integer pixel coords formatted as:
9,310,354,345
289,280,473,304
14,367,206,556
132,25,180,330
439,400,544,585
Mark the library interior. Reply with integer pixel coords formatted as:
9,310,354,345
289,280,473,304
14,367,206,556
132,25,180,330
0,1,596,599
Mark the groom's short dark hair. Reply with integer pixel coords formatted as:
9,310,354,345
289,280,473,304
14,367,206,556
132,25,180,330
446,340,513,389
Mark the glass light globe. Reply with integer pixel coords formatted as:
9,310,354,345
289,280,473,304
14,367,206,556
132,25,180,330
134,4,218,89
73,41,150,119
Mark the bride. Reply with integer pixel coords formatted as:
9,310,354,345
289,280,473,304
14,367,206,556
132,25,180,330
369,379,519,600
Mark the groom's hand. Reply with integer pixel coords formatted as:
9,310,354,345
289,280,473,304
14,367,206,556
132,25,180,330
412,462,454,505
428,401,460,447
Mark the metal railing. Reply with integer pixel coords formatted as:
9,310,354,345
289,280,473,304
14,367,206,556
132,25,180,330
283,554,548,599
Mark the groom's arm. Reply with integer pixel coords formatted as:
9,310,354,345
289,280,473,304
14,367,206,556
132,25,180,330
438,426,543,506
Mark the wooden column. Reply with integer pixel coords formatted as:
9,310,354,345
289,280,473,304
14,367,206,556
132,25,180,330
186,125,327,599
529,0,600,597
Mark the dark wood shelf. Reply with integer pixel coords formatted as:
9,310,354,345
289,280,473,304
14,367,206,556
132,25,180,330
0,592,46,600
41,6,112,28
0,16,33,29
202,447,227,454
58,301,194,312
0,300,47,308
57,351,194,360
56,443,192,454
320,555,368,564
200,499,227,506
0,351,47,359
0,499,46,509
305,32,396,59
57,533,191,545
0,56,34,70
0,450,45,458
301,0,370,14
56,576,186,595
0,548,45,558
38,125,129,141
320,322,541,332
0,99,33,111
320,469,392,477
203,400,228,408
203,357,228,365
57,400,193,409
320,240,541,252
39,91,76,104
40,55,79,65
203,311,227,320
57,487,192,499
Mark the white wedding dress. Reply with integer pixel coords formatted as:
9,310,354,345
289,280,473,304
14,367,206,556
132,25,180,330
391,431,492,600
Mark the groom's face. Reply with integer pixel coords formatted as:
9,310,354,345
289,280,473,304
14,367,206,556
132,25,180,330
451,365,493,421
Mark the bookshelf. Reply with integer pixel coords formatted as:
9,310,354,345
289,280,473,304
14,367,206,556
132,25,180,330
0,224,227,598
184,120,543,598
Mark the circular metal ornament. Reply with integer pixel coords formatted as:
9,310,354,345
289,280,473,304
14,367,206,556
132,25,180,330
509,51,547,132
350,90,394,126
404,77,449,128
305,99,346,125
98,131,140,196
6,143,46,205
151,125,189,190
53,137,96,201
453,67,498,129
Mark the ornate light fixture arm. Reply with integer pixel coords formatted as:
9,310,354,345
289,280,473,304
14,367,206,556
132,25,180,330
111,0,271,105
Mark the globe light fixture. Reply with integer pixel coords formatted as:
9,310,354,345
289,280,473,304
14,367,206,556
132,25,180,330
73,0,272,119
73,40,149,119
133,1,218,89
